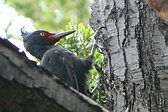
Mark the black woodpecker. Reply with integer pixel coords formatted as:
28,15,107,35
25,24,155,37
21,28,96,95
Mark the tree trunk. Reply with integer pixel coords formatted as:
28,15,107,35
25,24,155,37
91,0,167,112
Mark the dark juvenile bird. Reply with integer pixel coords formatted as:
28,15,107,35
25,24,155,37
21,28,96,95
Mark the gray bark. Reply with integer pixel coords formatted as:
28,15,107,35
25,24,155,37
91,0,167,112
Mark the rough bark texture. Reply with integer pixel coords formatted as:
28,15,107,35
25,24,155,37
91,0,167,112
0,76,69,112
0,38,109,112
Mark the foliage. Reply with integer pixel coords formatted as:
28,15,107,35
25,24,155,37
5,0,92,31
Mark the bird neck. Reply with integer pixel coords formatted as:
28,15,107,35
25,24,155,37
27,44,54,60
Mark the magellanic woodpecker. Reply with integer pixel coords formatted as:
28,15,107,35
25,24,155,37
21,28,97,95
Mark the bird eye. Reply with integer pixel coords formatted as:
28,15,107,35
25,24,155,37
40,32,45,36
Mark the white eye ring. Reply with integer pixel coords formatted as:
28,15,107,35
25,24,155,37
40,32,45,36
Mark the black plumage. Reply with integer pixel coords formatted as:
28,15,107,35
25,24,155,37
21,28,96,94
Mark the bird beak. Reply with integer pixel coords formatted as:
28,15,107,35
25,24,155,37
47,30,75,44
53,30,76,40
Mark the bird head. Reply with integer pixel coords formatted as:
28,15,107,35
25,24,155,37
21,27,75,45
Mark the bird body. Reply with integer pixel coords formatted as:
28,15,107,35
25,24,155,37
41,45,90,93
21,28,94,95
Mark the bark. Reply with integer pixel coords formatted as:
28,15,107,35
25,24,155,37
0,38,109,112
91,0,167,112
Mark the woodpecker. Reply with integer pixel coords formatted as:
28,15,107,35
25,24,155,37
21,28,96,95
145,0,168,24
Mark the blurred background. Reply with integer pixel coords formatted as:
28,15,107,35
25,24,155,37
0,0,93,49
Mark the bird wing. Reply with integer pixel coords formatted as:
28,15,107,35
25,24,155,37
64,58,79,90
41,46,79,90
